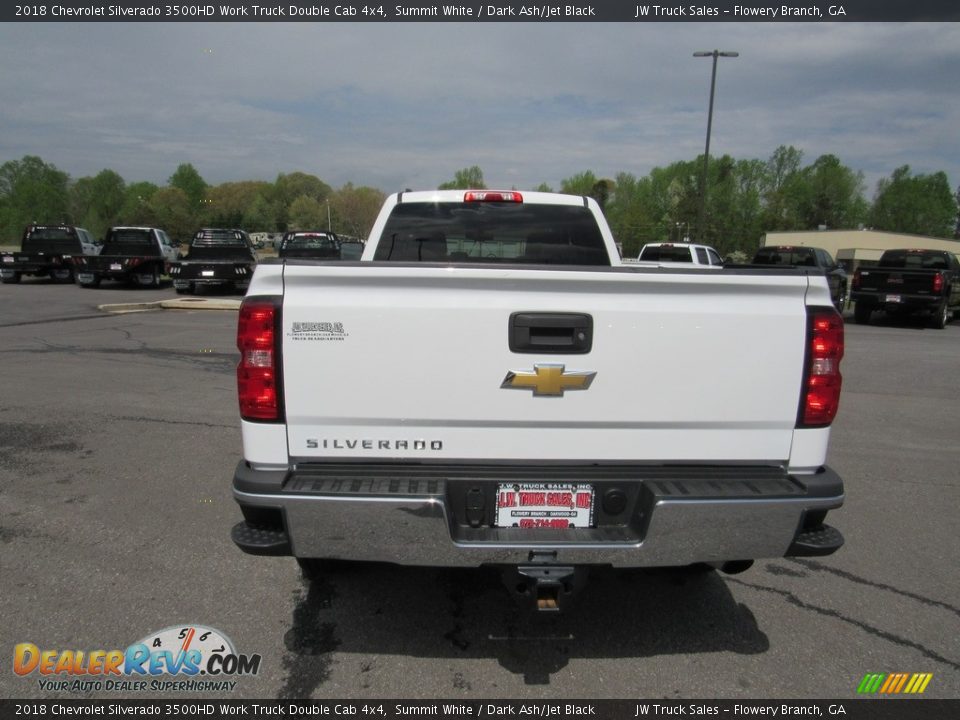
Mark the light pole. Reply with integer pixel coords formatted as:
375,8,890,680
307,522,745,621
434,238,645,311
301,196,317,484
693,49,738,243
326,199,332,232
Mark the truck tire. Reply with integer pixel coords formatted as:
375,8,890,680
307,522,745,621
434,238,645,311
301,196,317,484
1,272,21,284
834,284,847,314
853,302,872,325
78,275,101,288
930,299,951,330
137,267,161,288
50,268,74,283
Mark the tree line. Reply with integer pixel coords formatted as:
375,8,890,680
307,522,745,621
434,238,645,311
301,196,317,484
1,150,957,259
0,157,386,245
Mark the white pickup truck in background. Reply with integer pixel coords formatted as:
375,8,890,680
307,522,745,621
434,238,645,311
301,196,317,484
230,190,845,611
632,241,725,267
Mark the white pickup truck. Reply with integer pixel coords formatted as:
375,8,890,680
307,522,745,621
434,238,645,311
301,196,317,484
231,190,845,610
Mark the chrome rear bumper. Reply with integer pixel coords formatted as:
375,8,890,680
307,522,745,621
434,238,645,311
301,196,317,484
231,461,844,567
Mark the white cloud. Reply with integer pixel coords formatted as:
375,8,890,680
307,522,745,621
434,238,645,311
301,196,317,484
1,21,957,195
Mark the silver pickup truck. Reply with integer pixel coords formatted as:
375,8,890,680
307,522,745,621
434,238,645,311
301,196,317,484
230,190,845,610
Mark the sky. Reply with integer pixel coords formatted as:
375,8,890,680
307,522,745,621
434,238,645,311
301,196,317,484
1,21,958,199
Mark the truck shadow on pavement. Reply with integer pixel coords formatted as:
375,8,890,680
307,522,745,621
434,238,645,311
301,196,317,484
277,563,768,696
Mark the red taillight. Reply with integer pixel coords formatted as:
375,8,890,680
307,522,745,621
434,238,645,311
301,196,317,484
800,308,844,427
932,272,944,293
237,298,282,422
463,190,523,203
851,269,861,291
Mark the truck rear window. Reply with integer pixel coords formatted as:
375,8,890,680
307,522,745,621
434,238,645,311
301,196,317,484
639,245,693,262
282,233,339,250
373,202,609,266
753,248,817,266
102,229,154,255
193,229,249,248
879,251,948,269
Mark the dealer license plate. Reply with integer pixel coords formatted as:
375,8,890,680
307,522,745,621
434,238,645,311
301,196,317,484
2,256,13,263
885,294,901,303
495,482,594,529
201,270,215,277
110,263,122,271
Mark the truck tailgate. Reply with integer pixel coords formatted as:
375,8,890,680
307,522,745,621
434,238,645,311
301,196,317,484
280,265,811,463
856,268,938,295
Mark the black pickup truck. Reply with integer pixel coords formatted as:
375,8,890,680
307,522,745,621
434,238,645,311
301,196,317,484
851,248,960,328
168,228,258,294
752,245,848,312
73,226,179,288
1,225,100,284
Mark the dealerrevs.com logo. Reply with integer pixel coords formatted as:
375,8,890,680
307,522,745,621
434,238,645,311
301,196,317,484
13,624,261,693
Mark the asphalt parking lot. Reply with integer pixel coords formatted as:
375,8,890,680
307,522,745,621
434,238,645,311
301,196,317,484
0,278,958,700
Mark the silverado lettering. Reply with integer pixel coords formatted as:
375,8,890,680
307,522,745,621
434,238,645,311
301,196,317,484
306,439,443,450
230,190,846,611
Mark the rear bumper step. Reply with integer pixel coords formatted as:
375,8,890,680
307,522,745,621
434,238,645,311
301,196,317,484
786,524,844,557
231,521,291,556
231,461,844,567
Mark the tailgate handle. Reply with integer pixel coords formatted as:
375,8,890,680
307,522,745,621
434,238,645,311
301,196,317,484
509,313,593,354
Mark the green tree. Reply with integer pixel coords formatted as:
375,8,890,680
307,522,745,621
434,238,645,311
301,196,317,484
243,195,276,232
330,183,385,239
206,181,272,227
287,194,326,230
70,169,126,239
560,171,598,197
438,166,486,190
148,187,194,242
870,166,957,238
795,154,868,230
605,172,650,257
168,163,208,208
730,159,767,252
955,185,960,239
761,145,805,231
559,171,617,210
0,156,70,242
273,172,332,230
119,182,160,227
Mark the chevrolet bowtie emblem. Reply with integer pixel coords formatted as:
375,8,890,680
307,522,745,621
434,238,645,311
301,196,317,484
501,364,597,397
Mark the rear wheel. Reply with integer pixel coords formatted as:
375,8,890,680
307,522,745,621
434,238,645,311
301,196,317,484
0,272,21,284
78,275,101,288
50,267,74,283
137,267,161,288
930,299,951,329
834,284,848,314
854,302,872,325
